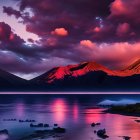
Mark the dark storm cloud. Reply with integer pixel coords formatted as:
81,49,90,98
0,22,12,41
0,22,42,59
4,0,140,42
11,0,114,41
0,22,76,74
0,22,44,73
3,6,21,18
9,0,139,42
1,0,140,78
0,22,24,45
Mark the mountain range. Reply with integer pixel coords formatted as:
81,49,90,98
1,59,140,91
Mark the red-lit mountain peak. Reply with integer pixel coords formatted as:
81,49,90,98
31,59,140,85
46,62,114,83
124,59,140,73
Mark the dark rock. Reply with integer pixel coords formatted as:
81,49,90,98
91,123,96,127
30,123,47,128
30,123,34,127
0,129,9,140
91,122,101,127
20,127,66,140
3,119,16,121
53,127,66,133
119,136,131,140
54,124,58,127
0,129,8,135
44,124,49,127
96,123,101,125
94,130,97,133
38,123,44,127
20,119,36,123
97,129,109,139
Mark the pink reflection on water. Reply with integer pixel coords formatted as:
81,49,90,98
84,108,105,124
15,103,25,118
84,108,140,140
52,99,68,123
108,114,140,139
73,103,79,122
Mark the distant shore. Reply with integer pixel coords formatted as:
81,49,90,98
104,103,140,117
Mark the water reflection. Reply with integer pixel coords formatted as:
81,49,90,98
0,96,140,140
84,108,104,123
15,103,25,118
73,103,79,122
52,99,68,124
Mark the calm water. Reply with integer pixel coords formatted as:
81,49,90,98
0,94,140,140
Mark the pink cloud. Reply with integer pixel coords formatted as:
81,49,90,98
109,0,140,24
51,28,68,36
46,38,58,46
76,42,140,69
116,23,130,37
110,0,127,16
94,27,101,33
80,40,95,48
9,33,15,41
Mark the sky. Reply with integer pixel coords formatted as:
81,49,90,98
0,0,140,79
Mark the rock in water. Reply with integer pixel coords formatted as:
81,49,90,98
97,129,109,139
0,129,9,140
119,136,131,140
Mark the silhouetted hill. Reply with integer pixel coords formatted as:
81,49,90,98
0,69,28,91
1,60,140,91
31,60,140,91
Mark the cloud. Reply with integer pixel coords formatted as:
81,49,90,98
94,27,101,33
1,22,140,78
2,0,140,79
0,22,74,78
1,26,140,79
3,0,140,43
110,0,127,17
51,28,68,36
5,0,114,42
76,42,140,69
0,22,11,41
3,6,22,18
109,0,140,31
4,0,140,43
0,22,24,44
80,40,95,48
116,23,130,37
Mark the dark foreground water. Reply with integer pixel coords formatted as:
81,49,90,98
0,94,140,140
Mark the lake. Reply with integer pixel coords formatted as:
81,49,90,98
0,94,140,140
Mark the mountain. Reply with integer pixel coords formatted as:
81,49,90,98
32,62,115,84
123,59,140,75
0,69,27,91
31,60,140,91
1,60,140,91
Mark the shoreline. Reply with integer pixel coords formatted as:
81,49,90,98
104,110,140,117
103,103,140,118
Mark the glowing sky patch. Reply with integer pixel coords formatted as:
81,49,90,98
0,1,39,42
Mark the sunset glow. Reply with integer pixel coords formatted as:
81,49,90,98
0,0,140,79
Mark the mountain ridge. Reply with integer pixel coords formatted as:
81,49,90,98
32,60,140,84
0,59,140,91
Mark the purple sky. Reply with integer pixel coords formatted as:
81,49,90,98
1,0,140,79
